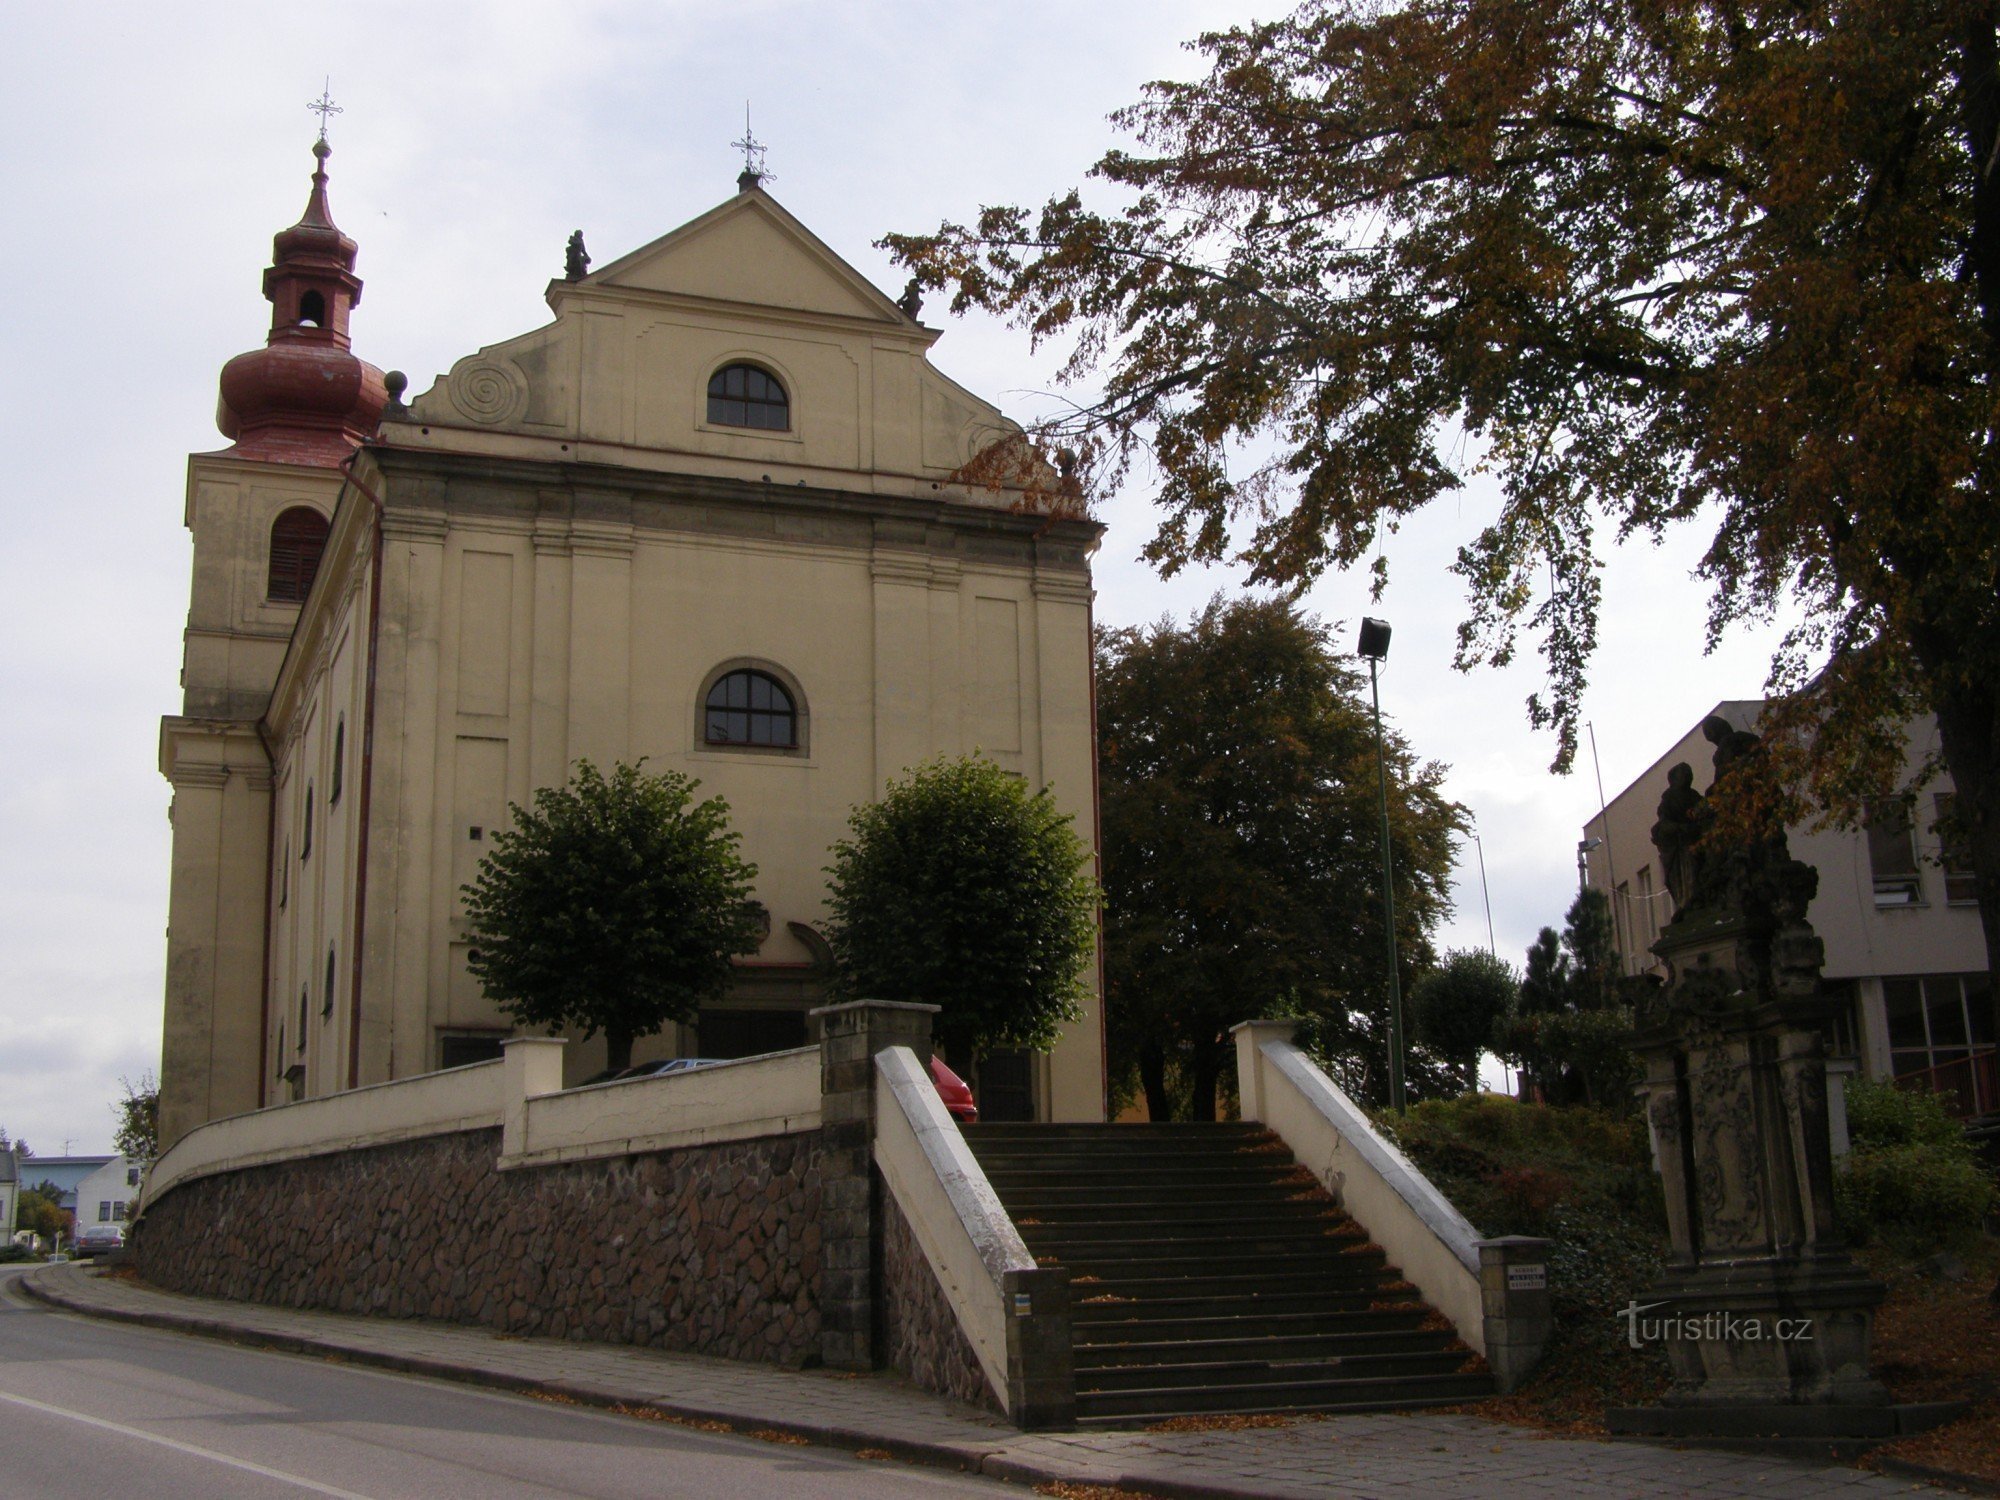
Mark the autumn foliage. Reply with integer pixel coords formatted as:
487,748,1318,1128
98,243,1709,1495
886,0,2000,994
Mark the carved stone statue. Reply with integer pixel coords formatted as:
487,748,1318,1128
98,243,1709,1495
896,277,924,318
565,230,591,282
1615,714,1890,1436
1701,712,1760,787
1650,761,1704,910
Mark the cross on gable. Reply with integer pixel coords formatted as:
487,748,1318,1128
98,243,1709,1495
730,103,773,187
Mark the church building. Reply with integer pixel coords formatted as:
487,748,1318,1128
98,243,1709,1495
158,138,1106,1149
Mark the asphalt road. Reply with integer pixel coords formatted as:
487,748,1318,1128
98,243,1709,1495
0,1267,1021,1499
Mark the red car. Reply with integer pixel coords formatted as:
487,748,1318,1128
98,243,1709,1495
930,1055,978,1124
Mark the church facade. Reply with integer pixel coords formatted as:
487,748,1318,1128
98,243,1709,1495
159,144,1106,1149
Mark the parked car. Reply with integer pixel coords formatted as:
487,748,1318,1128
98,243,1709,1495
73,1223,125,1259
613,1057,720,1080
930,1056,977,1124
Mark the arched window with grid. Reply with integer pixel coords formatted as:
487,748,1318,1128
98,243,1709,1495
704,669,798,748
706,364,789,431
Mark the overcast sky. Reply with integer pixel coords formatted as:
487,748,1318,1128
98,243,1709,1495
0,2,1785,1153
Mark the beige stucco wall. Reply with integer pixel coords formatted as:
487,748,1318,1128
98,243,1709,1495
242,184,1107,1123
161,457,349,1148
262,484,375,1103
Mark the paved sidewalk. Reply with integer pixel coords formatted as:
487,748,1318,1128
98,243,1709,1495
22,1263,1939,1499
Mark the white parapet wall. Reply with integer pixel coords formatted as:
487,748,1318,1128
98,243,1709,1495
873,1045,1037,1405
1233,1019,1489,1357
146,1041,824,1211
143,1056,509,1210
500,1047,820,1169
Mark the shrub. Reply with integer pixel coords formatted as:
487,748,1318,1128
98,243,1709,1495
0,1243,33,1264
1836,1141,1997,1250
1844,1077,1964,1150
1491,1166,1574,1233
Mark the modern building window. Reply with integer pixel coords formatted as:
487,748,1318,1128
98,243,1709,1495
1934,792,1978,905
705,364,789,431
98,1202,111,1222
268,507,331,604
126,1167,140,1187
112,1201,128,1221
1865,798,1921,905
704,669,798,748
329,715,345,805
1886,973,1995,1110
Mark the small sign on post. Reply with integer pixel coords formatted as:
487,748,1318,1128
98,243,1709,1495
1508,1264,1547,1292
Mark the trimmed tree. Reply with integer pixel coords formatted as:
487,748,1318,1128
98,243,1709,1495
462,760,762,1073
823,755,1098,1063
1409,950,1517,1094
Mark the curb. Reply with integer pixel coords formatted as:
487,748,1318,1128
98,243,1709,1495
1874,1457,2000,1496
16,1267,1287,1500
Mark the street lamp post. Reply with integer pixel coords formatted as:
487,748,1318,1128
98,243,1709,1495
1358,617,1404,1112
1577,835,1602,899
1471,822,1497,957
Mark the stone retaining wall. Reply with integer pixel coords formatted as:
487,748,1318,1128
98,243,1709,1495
132,1126,822,1364
879,1185,994,1409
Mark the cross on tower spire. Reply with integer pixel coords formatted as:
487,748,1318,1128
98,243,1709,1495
731,103,773,192
308,79,342,144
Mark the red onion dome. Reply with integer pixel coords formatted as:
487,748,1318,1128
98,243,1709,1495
215,139,386,467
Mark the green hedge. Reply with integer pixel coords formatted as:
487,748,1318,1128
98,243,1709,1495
1836,1079,1996,1250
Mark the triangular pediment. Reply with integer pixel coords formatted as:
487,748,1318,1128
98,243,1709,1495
587,190,908,325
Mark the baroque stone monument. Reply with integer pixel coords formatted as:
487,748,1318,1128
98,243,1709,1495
1616,715,1896,1435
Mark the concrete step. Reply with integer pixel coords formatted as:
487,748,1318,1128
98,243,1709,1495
1078,1347,1472,1394
973,1144,1276,1164
1073,1307,1439,1343
966,1124,1269,1141
980,1163,1307,1190
1062,1258,1397,1297
1014,1211,1354,1240
1074,1327,1462,1368
1080,1288,1424,1320
1074,1370,1494,1422
969,1121,1476,1424
1023,1227,1366,1259
987,1181,1330,1209
1024,1221,1367,1252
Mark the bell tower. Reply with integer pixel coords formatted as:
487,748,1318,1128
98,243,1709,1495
160,131,385,1149
215,136,387,468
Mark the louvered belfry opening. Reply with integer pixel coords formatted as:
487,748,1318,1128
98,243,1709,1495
267,506,331,603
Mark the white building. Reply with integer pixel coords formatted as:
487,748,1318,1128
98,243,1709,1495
71,1157,143,1229
1585,701,1991,1110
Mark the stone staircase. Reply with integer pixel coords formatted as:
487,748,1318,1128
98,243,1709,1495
963,1121,1493,1427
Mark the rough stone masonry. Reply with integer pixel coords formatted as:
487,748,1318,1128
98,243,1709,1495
132,1126,824,1365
